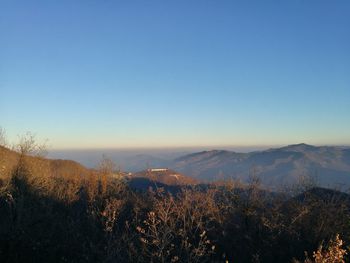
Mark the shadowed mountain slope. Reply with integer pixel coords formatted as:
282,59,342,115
130,168,198,186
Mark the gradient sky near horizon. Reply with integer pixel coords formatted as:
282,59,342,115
1,1,350,149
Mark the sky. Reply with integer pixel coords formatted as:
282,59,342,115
1,1,350,149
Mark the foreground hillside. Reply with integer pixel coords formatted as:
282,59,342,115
0,145,92,180
0,145,195,189
1,144,350,262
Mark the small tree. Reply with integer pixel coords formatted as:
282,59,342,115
15,132,48,157
304,234,347,263
0,127,8,147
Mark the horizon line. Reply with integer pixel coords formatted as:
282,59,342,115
49,142,350,151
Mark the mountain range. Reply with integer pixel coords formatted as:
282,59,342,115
171,143,350,188
4,143,350,190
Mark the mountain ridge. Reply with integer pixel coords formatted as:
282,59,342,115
3,143,350,189
170,143,350,188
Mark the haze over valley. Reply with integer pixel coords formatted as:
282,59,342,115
47,143,350,189
1,1,350,262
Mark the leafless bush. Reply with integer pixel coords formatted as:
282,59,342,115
14,132,48,157
304,234,347,263
136,188,216,263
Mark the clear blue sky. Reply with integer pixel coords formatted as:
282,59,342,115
1,1,350,149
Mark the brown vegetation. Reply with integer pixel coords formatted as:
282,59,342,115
303,234,347,263
1,136,350,262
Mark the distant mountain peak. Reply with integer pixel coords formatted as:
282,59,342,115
281,143,316,151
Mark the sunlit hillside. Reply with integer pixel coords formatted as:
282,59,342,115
1,135,350,262
1,1,349,262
